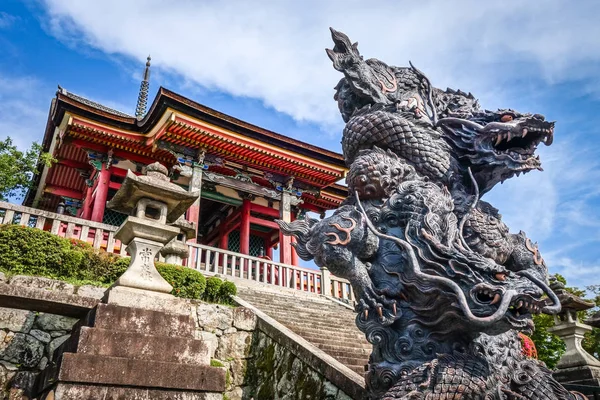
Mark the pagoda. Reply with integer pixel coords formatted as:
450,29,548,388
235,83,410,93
24,57,347,266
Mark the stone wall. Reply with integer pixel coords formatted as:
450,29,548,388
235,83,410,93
0,274,363,399
244,330,353,400
0,307,78,398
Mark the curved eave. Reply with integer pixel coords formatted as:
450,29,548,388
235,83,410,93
51,87,346,167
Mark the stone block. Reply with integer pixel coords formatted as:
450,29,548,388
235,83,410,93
29,329,51,344
104,286,192,315
0,307,34,333
196,331,218,359
52,383,223,400
0,333,44,368
233,307,257,331
58,353,226,392
0,272,6,283
74,327,210,365
47,334,70,358
215,331,252,360
93,304,195,338
9,275,74,294
225,386,243,400
35,313,78,331
229,358,248,386
196,303,233,331
76,285,107,300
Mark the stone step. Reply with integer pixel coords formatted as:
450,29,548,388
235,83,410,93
333,355,369,368
237,286,369,377
56,353,225,392
89,304,195,338
314,342,372,353
68,327,210,365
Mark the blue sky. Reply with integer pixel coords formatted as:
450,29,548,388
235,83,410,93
1,0,599,289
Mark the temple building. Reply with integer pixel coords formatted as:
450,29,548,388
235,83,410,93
25,58,347,266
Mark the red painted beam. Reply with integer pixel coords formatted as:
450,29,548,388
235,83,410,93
57,158,90,170
110,167,141,178
108,181,121,191
44,185,83,200
250,203,279,218
70,139,167,166
249,216,280,230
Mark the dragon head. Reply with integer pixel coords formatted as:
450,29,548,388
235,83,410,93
357,181,559,337
439,109,555,194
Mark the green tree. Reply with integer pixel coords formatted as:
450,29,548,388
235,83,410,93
0,137,55,201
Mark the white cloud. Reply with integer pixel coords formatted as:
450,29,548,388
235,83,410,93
0,12,18,29
0,75,51,150
37,0,600,287
39,0,600,128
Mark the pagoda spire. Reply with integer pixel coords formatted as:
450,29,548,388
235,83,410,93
135,55,151,120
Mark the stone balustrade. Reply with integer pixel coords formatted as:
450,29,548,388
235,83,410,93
0,201,355,304
188,243,355,303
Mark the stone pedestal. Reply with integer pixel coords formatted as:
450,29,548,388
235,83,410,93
35,303,225,399
114,237,176,293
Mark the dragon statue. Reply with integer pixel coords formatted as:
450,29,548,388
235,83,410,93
278,29,585,399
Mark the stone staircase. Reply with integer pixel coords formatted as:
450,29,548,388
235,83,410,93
236,286,370,375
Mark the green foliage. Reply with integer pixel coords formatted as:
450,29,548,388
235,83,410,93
219,280,237,304
0,224,88,279
204,276,223,302
211,359,225,368
202,276,236,304
531,313,565,369
0,137,55,201
0,225,237,302
155,262,206,299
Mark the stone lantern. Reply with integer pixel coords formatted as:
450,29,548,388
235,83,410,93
106,162,199,296
548,279,600,387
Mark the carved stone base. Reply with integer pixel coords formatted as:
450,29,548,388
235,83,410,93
114,237,173,293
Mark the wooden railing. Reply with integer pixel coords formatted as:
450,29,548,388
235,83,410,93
0,201,355,303
0,201,126,255
188,243,355,303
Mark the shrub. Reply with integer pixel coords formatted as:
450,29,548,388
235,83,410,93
218,280,237,304
0,224,235,302
156,262,206,299
204,276,223,302
0,224,86,279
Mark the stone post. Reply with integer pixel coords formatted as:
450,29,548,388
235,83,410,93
321,267,332,296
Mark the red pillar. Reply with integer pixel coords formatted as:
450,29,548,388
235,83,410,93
290,213,300,266
81,184,94,220
266,245,273,260
279,232,292,265
240,199,251,255
91,164,111,223
219,221,229,250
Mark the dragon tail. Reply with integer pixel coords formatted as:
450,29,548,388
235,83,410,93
276,218,317,261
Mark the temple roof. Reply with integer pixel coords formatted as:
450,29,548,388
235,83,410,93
58,86,134,118
48,86,345,167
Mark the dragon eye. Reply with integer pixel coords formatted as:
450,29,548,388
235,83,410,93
500,114,514,122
